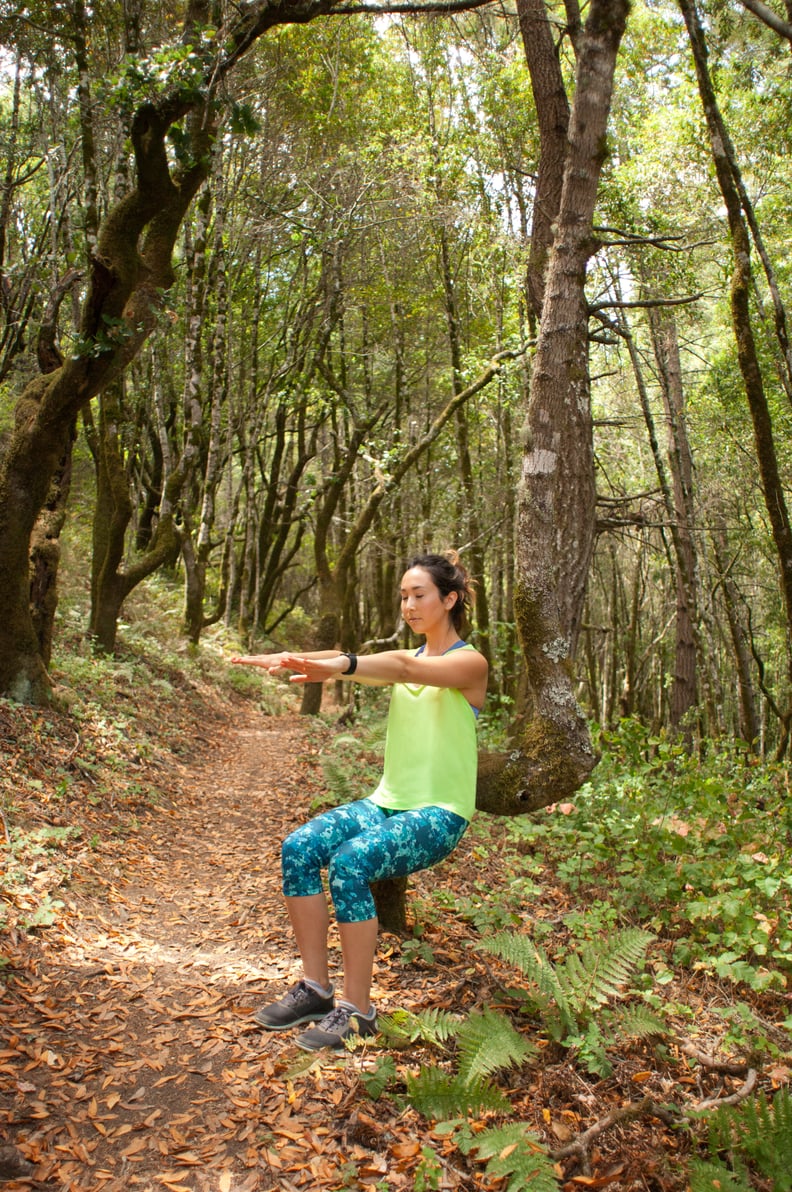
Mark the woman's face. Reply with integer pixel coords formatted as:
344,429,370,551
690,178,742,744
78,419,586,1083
400,567,456,636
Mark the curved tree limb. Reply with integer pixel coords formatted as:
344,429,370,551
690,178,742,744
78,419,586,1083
737,0,792,43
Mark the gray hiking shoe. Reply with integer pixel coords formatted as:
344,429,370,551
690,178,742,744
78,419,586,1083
253,980,335,1030
295,1002,378,1051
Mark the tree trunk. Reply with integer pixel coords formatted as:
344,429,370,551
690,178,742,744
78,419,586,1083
0,373,78,702
0,7,216,700
86,380,183,654
647,308,701,733
29,430,75,668
517,0,571,324
27,273,82,666
477,0,630,815
434,209,494,669
86,383,134,653
711,524,760,748
372,877,409,936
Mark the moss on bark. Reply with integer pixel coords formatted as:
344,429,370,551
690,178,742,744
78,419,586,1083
476,714,597,816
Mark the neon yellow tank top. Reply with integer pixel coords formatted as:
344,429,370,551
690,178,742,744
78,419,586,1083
369,644,479,821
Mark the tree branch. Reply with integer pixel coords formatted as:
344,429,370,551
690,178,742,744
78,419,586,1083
217,0,496,78
697,1068,758,1111
738,0,792,41
335,342,533,575
550,1068,758,1174
589,293,704,313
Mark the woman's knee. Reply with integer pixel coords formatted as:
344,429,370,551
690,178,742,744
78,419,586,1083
281,825,310,869
281,823,327,898
328,843,378,917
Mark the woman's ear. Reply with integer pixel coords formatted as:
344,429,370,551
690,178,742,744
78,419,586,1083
444,591,459,610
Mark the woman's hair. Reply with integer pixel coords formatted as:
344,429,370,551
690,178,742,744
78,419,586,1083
404,550,475,631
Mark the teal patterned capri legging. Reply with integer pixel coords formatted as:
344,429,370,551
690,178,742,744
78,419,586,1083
281,798,468,923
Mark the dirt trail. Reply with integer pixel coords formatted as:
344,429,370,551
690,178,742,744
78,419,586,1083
4,701,765,1192
2,710,399,1192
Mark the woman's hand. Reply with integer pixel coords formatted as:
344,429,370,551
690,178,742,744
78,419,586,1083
278,655,348,683
230,653,289,674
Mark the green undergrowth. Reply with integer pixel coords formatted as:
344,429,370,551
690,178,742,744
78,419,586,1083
505,719,792,998
319,709,792,1007
313,712,792,1189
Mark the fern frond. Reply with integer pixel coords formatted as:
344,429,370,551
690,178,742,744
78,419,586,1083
482,927,654,1040
605,1002,667,1043
480,933,576,1038
357,1054,397,1101
460,1123,561,1192
689,1158,752,1192
378,1007,460,1047
708,1089,792,1191
405,1065,510,1121
559,929,654,1019
455,1007,537,1085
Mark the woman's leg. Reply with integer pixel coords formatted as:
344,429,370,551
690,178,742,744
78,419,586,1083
328,806,468,1010
338,918,379,1012
280,799,389,984
286,893,331,988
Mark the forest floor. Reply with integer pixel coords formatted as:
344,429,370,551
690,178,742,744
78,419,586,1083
1,670,789,1192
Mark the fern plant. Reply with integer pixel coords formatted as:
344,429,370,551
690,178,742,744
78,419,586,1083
566,1002,668,1079
689,1159,752,1192
405,1066,511,1119
378,1006,460,1048
703,1088,792,1191
455,1006,537,1084
374,1003,557,1188
480,927,655,1042
458,1123,561,1192
605,1001,667,1043
387,1005,534,1119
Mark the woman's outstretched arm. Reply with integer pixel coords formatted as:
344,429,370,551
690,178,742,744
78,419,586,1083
280,648,488,708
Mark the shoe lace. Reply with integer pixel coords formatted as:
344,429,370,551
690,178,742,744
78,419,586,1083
285,980,314,1007
318,1005,355,1033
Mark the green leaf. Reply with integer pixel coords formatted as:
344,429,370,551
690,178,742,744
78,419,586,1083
462,1123,561,1192
455,1006,536,1084
405,1066,510,1121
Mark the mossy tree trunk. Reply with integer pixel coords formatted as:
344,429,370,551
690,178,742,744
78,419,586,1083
0,0,220,701
84,379,183,655
476,0,630,816
28,275,82,670
29,431,76,670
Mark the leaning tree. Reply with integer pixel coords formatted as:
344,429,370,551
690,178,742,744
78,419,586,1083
475,0,631,816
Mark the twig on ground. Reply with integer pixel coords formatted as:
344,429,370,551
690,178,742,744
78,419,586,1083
550,1097,681,1173
549,1065,760,1176
64,729,81,764
679,1039,749,1076
696,1068,758,1111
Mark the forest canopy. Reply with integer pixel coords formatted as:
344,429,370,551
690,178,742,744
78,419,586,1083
0,0,791,758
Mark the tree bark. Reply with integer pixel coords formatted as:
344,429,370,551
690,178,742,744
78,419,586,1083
0,5,216,698
85,379,182,654
517,0,571,325
29,429,76,669
711,524,760,748
477,0,630,815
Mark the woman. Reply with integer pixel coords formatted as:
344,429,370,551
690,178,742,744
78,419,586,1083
232,552,488,1051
